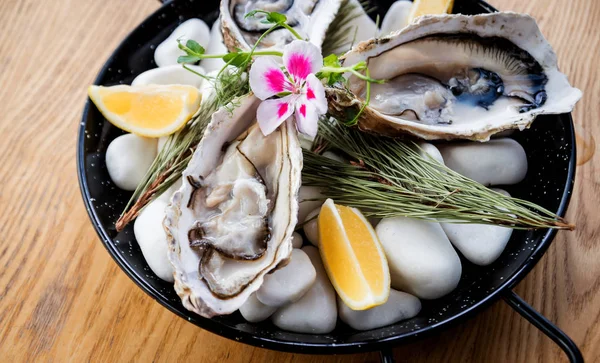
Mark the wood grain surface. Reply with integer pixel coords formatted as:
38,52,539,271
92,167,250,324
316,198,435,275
0,0,598,361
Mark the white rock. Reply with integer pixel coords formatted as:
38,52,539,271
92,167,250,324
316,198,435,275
376,217,462,299
417,142,444,165
332,0,378,54
380,0,413,36
338,289,421,330
303,208,321,247
133,199,174,282
239,292,277,323
291,232,304,249
132,64,205,88
256,249,317,307
298,186,324,222
272,246,337,334
106,134,157,191
154,18,210,67
323,151,345,163
200,20,227,73
441,188,513,266
157,177,183,203
438,138,528,186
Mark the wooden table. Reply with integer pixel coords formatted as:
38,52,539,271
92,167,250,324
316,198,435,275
1,0,598,361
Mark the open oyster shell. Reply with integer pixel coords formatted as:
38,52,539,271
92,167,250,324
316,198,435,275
220,0,342,52
327,12,582,141
164,95,302,318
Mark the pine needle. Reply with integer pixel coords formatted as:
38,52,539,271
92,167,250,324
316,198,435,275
115,69,249,231
302,120,574,230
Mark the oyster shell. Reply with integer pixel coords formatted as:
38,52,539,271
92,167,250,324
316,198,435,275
220,0,342,52
327,12,582,141
164,95,302,317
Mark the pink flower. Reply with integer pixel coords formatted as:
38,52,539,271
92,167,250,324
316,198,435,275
249,40,327,137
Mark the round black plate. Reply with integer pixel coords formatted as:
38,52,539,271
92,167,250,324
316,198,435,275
78,0,576,354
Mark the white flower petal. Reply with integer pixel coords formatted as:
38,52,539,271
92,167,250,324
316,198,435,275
294,99,319,137
256,95,297,135
249,56,292,100
283,40,323,82
305,74,327,114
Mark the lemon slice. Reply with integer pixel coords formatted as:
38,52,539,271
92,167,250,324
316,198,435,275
318,199,390,310
88,84,201,137
408,0,454,23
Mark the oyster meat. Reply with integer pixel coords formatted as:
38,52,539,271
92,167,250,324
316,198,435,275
221,0,342,51
327,12,582,141
164,95,302,317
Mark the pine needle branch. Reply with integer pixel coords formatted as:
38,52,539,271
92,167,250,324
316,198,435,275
302,120,573,230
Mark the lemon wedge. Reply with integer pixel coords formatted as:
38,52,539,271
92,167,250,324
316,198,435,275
408,0,454,23
318,199,390,310
88,84,201,137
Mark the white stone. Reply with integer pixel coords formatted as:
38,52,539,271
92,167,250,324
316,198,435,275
441,188,513,266
105,134,157,191
154,18,210,67
157,177,183,203
239,292,277,323
291,232,303,249
338,289,421,330
200,20,227,73
256,249,316,307
380,0,412,36
271,246,337,334
303,207,321,247
132,64,205,88
332,0,378,54
417,142,444,165
438,138,528,186
133,199,174,282
298,186,324,222
376,217,462,299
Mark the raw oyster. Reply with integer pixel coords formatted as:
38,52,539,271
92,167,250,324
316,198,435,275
164,94,302,317
327,12,582,141
220,0,342,52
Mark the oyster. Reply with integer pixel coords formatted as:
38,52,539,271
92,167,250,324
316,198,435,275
164,95,302,317
327,12,582,141
221,0,342,52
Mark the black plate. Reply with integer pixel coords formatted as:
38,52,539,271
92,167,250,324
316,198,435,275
78,0,576,355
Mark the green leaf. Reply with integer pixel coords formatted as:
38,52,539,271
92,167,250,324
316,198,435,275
266,12,287,24
323,54,341,68
223,52,251,67
177,55,201,64
245,9,268,19
185,39,205,55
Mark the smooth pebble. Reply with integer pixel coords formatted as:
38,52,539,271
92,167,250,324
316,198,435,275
332,0,378,53
417,142,444,165
303,208,321,247
239,292,277,323
256,249,316,307
441,188,513,266
298,185,324,222
291,232,304,249
338,289,421,330
376,217,462,299
155,19,210,67
201,20,227,73
438,138,527,186
106,134,157,191
380,0,412,35
132,64,205,88
133,199,174,282
271,246,337,334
